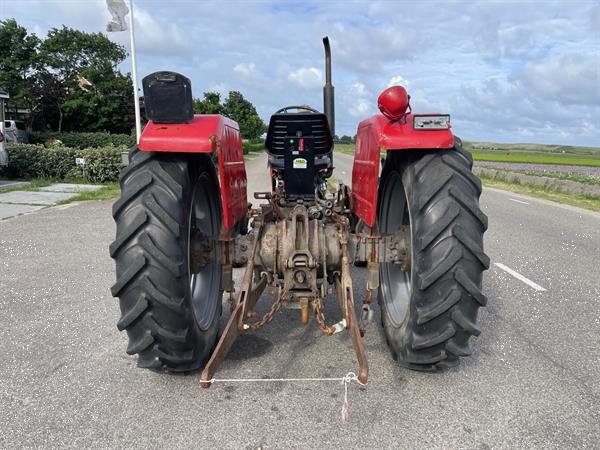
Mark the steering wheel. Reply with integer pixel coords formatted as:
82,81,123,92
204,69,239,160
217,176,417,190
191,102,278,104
274,105,319,114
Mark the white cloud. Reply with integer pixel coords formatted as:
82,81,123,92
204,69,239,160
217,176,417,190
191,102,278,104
334,25,417,73
234,63,256,77
233,62,265,85
513,53,600,106
288,67,323,89
2,0,599,145
127,6,190,56
409,88,446,113
347,83,373,118
388,75,410,88
457,67,600,144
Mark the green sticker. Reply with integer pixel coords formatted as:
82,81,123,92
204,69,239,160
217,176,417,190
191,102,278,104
293,158,307,169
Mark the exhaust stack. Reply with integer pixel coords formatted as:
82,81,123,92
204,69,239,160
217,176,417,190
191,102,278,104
322,36,335,138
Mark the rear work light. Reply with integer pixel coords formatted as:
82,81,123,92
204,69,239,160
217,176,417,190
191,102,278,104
413,114,451,130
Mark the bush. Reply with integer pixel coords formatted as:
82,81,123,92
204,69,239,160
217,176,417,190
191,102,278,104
28,131,135,149
0,143,126,183
243,141,264,155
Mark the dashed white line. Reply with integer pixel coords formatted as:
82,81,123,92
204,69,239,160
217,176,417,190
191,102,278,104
509,198,529,205
494,262,547,291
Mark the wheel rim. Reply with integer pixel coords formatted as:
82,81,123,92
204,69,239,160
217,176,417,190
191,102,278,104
379,171,413,328
188,172,221,331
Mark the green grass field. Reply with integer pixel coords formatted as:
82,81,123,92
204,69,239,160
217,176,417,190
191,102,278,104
469,151,600,167
464,141,600,157
334,141,600,167
466,141,600,166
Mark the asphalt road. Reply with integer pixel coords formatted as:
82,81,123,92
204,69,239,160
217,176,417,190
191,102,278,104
1,152,599,448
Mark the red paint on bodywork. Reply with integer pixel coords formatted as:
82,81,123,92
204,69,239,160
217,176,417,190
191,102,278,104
351,113,454,227
139,115,248,231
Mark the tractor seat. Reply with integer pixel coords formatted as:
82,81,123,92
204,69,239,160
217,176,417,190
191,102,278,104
265,106,333,172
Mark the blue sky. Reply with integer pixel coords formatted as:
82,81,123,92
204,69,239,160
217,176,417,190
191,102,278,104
1,0,599,146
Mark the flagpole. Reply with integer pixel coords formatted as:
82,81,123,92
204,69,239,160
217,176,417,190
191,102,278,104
128,0,141,144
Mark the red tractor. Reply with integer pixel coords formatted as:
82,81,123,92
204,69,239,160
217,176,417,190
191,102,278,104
110,38,488,384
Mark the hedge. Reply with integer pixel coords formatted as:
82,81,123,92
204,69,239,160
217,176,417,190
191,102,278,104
243,141,264,154
1,139,264,182
27,131,263,154
28,131,135,149
0,143,126,183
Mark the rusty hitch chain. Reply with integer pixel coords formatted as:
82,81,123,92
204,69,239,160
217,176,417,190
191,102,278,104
313,297,336,335
244,287,285,332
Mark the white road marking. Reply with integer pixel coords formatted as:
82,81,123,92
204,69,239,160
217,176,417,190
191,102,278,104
341,171,347,175
494,263,547,291
509,198,529,205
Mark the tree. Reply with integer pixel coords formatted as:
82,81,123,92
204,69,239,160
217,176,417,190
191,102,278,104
37,26,131,132
222,91,265,140
29,69,66,131
59,71,134,134
40,26,126,81
0,21,264,137
193,90,265,139
193,92,223,115
0,19,40,126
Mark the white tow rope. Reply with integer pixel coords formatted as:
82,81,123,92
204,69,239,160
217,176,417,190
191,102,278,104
202,371,367,422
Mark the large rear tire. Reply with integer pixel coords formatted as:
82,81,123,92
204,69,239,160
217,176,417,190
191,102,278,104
110,147,222,372
378,141,489,370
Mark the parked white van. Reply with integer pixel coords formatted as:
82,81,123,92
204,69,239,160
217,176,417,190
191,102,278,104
4,120,28,143
0,130,7,166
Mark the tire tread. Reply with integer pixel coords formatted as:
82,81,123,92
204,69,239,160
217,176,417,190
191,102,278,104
110,147,220,372
379,143,488,370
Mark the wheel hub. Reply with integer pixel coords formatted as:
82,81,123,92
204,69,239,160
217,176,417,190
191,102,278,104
188,176,221,331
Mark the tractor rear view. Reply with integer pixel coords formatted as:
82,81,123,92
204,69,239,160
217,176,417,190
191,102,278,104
110,37,489,383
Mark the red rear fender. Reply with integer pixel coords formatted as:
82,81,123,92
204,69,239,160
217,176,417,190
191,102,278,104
139,115,248,232
351,113,454,227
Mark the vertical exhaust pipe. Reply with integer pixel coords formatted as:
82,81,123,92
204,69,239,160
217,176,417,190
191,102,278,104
323,36,335,138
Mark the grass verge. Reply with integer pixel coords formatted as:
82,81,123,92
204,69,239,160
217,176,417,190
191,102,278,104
56,182,120,204
479,174,600,212
0,179,54,192
335,144,355,156
1,178,121,204
0,177,111,192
